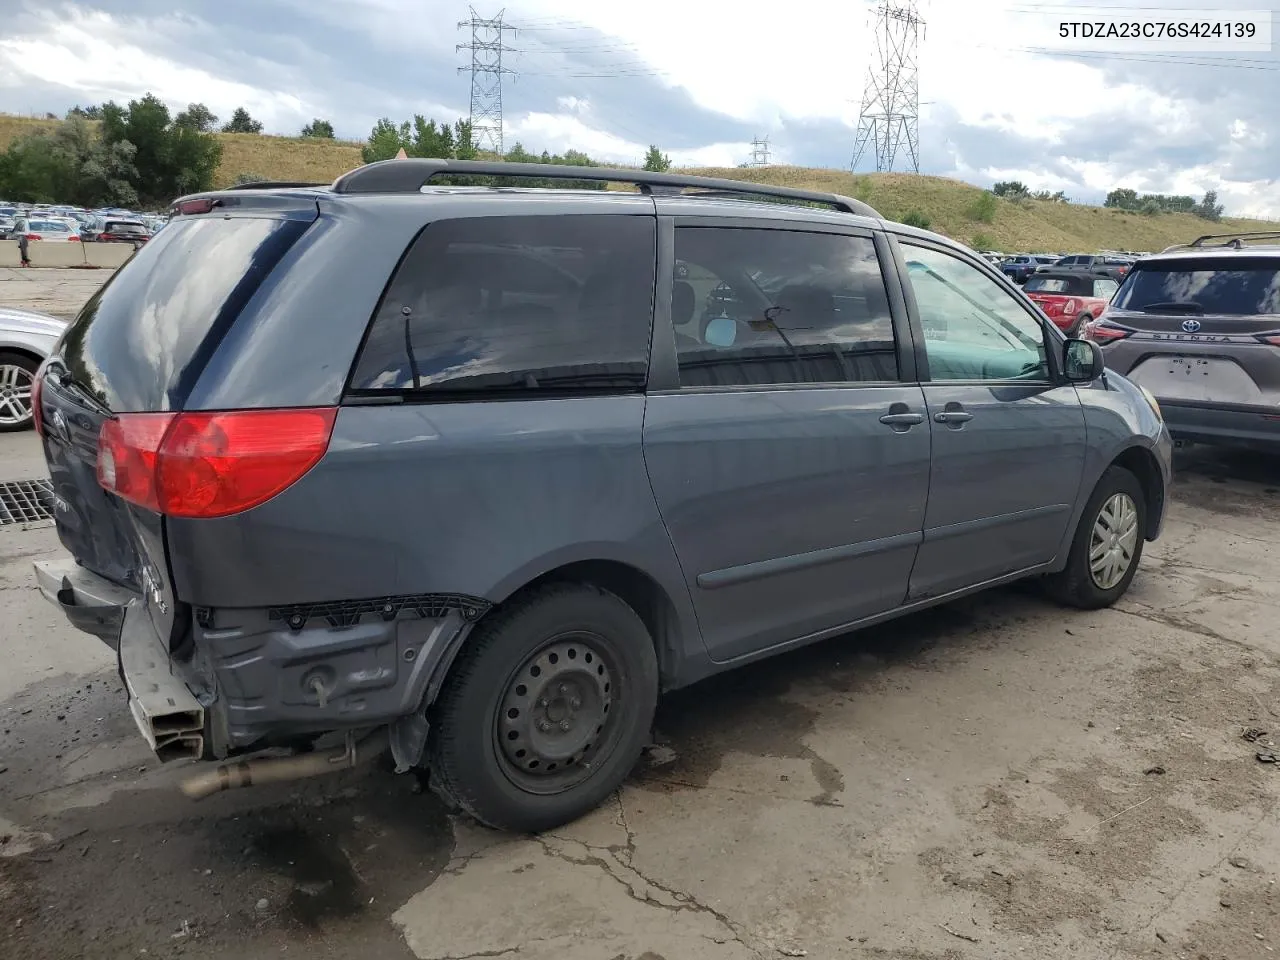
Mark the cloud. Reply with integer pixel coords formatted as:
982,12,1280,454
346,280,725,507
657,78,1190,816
0,0,1275,216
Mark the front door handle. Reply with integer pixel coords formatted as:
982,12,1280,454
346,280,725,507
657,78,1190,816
934,410,973,423
880,412,925,426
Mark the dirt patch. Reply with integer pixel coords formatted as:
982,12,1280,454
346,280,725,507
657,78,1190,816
0,767,454,960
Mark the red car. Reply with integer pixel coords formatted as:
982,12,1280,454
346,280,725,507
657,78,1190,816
1022,271,1120,335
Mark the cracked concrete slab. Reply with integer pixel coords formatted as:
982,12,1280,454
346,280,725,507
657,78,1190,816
394,814,756,960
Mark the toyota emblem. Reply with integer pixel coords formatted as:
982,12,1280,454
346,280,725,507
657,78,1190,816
1181,319,1202,333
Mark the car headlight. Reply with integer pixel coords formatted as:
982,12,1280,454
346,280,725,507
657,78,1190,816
1138,384,1162,421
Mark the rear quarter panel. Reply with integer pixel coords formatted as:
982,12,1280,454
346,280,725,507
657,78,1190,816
164,398,700,645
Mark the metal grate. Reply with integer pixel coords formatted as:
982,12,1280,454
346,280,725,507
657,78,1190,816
0,478,55,527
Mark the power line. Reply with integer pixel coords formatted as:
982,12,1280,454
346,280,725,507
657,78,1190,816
457,7,517,154
851,1,925,174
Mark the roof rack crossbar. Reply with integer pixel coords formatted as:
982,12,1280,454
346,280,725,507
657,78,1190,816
1188,231,1280,248
223,180,328,191
329,159,880,218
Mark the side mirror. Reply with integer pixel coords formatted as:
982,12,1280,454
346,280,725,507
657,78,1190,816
1063,338,1104,383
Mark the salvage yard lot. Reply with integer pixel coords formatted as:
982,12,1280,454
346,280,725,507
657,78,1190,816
1,272,1278,960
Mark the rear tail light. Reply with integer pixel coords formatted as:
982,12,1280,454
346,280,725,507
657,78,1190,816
1064,299,1079,314
1083,319,1133,343
97,408,337,518
1255,335,1280,347
24,233,40,241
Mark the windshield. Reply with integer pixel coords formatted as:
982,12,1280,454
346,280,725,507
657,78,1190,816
1112,257,1280,315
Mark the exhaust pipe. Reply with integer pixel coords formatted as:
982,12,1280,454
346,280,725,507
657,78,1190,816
178,730,390,801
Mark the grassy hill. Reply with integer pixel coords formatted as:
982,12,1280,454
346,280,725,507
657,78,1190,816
2,113,1273,251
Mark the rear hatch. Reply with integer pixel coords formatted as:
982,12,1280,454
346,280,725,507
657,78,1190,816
38,204,316,647
1093,255,1280,405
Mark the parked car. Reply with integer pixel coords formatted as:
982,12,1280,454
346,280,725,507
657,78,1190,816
1040,254,1132,282
0,215,16,239
1023,272,1120,335
13,217,81,242
95,218,150,246
1085,232,1280,449
31,160,1171,833
0,306,66,432
1002,254,1059,284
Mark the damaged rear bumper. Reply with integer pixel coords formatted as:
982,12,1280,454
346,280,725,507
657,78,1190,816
33,558,484,771
34,558,206,761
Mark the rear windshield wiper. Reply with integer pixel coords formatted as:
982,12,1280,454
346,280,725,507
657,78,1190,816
1138,301,1204,314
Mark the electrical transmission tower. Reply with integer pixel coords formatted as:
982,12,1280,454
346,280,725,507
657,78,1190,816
457,7,517,154
749,136,772,166
850,1,924,173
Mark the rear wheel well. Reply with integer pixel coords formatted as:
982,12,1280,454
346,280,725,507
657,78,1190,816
508,560,680,689
1111,446,1164,539
0,347,42,366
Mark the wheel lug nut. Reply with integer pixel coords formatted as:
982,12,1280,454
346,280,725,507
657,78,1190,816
538,720,551,732
560,720,571,731
569,698,581,710
558,684,568,695
537,698,548,707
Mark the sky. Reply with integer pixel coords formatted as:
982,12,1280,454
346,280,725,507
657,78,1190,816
0,0,1276,216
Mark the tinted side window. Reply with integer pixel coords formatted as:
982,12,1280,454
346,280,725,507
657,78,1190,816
902,244,1049,382
670,227,898,388
350,215,656,396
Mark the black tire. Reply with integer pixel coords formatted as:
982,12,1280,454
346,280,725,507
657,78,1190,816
1069,312,1092,336
426,583,659,833
0,351,39,433
1044,466,1146,609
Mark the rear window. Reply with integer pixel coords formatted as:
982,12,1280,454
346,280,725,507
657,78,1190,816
1024,276,1081,294
104,221,147,235
59,215,311,412
30,220,70,232
1112,257,1280,315
349,214,656,397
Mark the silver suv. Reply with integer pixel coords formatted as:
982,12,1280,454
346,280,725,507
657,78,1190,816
1085,232,1280,449
32,160,1171,832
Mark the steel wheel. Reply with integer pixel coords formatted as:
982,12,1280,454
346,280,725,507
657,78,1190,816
1089,492,1139,590
495,634,621,796
0,361,34,429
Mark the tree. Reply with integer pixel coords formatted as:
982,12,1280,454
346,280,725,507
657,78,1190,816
222,107,263,134
302,118,335,138
1105,187,1139,210
67,104,101,120
1195,189,1223,222
643,145,671,172
454,120,476,160
176,102,218,133
362,118,408,163
410,115,454,158
96,94,222,205
992,180,1029,200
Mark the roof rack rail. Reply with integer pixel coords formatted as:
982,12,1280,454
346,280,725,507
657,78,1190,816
222,180,328,191
1161,231,1280,253
329,158,881,218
